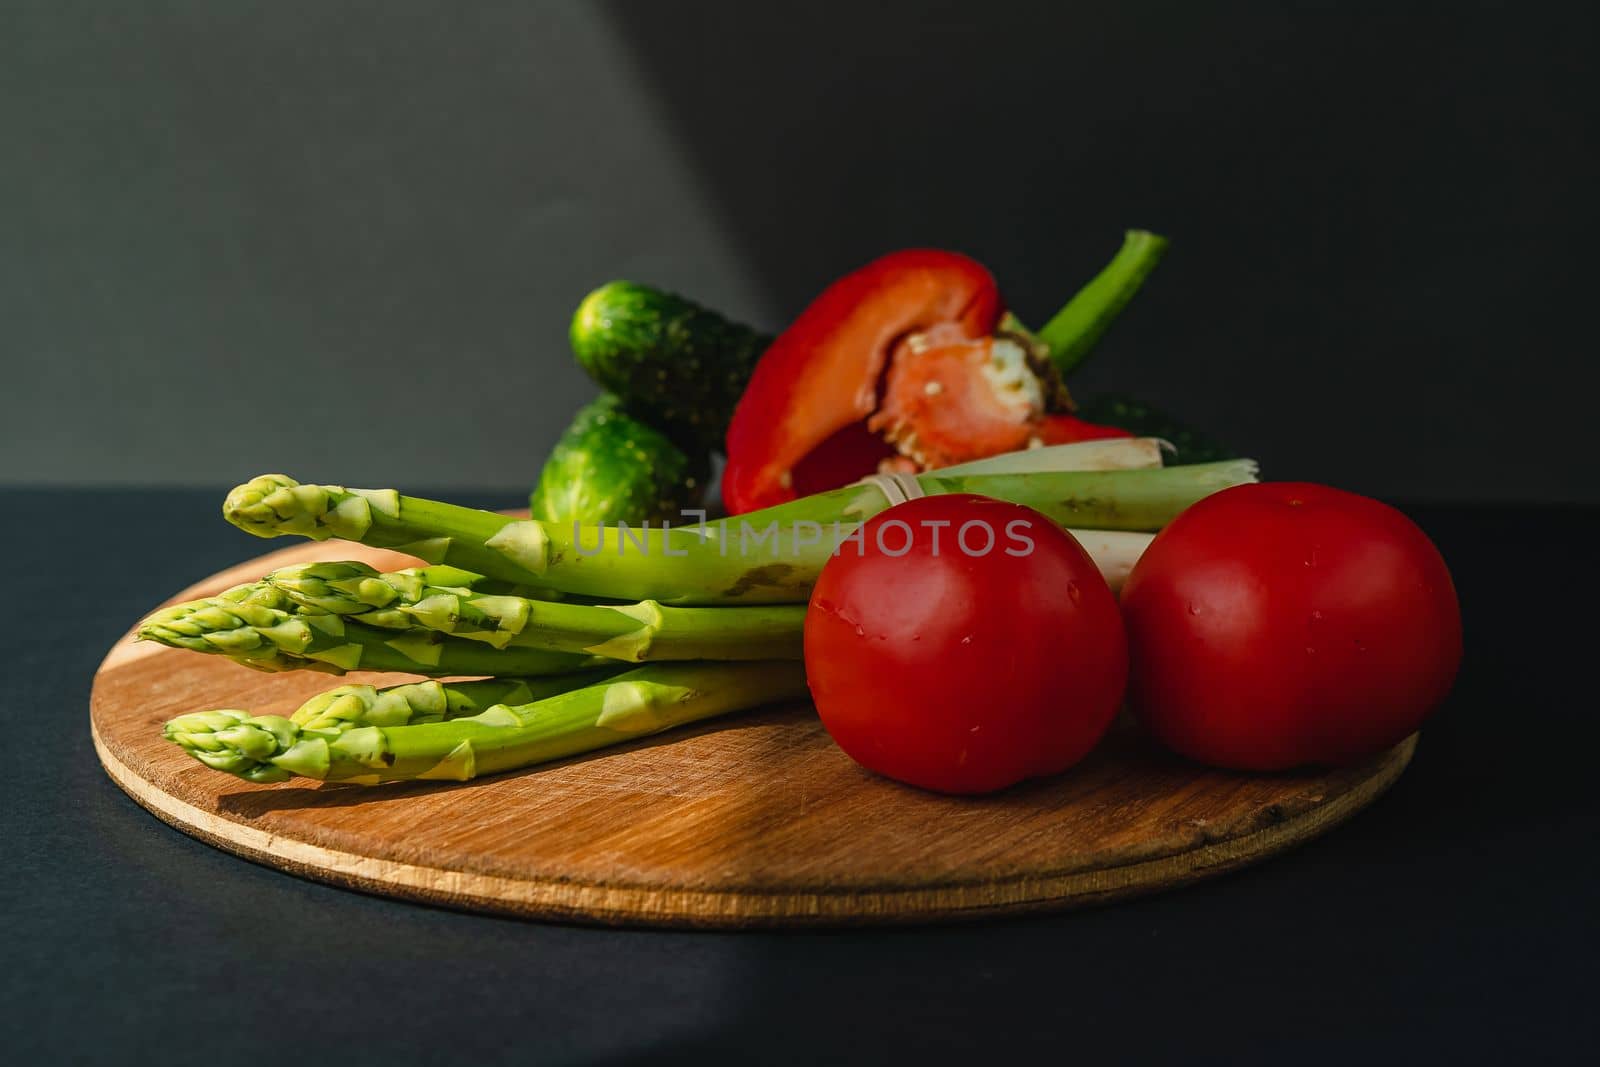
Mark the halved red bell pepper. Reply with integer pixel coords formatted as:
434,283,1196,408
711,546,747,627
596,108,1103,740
865,333,1135,469
722,250,1001,513
722,241,1161,512
1036,413,1136,445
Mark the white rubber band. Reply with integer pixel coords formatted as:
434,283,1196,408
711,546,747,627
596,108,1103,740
856,474,906,507
893,471,928,501
853,471,928,508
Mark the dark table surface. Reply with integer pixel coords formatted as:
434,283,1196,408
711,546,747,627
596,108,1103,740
4,489,1594,1064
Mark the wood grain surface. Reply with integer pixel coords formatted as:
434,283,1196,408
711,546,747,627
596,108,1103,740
90,539,1416,927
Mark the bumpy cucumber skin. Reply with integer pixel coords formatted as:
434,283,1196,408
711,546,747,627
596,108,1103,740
1075,393,1233,465
530,394,710,524
570,281,772,452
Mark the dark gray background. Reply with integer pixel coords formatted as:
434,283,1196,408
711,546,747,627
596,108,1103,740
4,1,1593,501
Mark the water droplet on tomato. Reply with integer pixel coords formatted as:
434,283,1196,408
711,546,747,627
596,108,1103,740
960,635,973,645
1187,602,1201,616
854,625,865,637
1067,581,1081,604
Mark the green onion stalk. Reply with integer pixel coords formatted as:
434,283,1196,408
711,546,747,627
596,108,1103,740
163,660,808,784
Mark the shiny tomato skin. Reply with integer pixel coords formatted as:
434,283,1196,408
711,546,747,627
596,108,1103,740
1121,482,1461,771
805,494,1127,794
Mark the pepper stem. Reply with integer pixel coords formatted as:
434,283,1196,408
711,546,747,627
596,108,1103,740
1035,229,1169,377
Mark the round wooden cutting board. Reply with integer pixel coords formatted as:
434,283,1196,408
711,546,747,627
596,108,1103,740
92,540,1415,928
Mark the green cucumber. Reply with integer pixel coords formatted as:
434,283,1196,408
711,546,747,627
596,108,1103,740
1074,393,1233,465
570,281,772,451
530,394,710,524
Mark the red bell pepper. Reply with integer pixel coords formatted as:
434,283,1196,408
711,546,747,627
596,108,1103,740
867,333,1129,469
721,244,1160,513
1037,414,1135,445
722,250,1001,513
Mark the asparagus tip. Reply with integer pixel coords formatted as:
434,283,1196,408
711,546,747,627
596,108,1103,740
223,474,373,542
163,710,303,783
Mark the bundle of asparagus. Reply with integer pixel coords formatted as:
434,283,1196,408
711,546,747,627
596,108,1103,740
144,439,1258,786
165,662,807,784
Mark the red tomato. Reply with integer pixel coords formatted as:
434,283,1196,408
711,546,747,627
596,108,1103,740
1121,482,1461,771
805,494,1127,794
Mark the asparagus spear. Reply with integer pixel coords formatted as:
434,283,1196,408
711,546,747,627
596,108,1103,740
222,461,1253,604
266,560,806,660
290,673,625,731
137,585,602,676
163,660,808,784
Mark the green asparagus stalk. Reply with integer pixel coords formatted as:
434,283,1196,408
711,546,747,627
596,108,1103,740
385,563,544,598
222,460,1253,604
265,560,805,660
290,673,625,731
163,660,808,784
256,563,532,632
137,583,339,674
137,585,603,676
